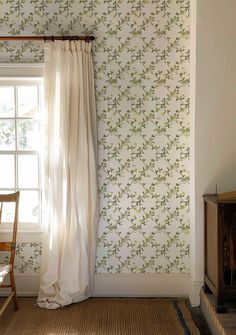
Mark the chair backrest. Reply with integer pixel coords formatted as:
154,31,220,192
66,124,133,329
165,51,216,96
0,192,20,267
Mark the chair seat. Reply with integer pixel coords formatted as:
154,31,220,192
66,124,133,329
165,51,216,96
0,264,12,284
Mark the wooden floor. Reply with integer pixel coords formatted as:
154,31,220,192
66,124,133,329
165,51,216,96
189,304,212,335
201,291,236,335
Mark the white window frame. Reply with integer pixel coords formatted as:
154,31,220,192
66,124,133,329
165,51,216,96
0,64,44,234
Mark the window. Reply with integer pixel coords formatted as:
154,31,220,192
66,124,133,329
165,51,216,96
0,79,44,231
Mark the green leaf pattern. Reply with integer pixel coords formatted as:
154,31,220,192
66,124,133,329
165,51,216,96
0,0,190,274
0,243,41,274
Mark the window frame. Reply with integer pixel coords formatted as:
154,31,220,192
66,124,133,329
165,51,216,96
0,64,44,233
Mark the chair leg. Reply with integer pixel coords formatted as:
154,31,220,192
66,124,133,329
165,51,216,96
10,271,19,310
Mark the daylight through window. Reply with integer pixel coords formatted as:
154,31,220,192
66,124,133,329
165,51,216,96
0,79,44,230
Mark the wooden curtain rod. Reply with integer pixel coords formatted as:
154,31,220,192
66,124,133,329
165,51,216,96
0,35,95,42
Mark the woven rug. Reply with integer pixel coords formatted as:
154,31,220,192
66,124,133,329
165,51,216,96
0,297,200,335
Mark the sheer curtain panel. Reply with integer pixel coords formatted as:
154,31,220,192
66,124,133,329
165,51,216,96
37,41,98,309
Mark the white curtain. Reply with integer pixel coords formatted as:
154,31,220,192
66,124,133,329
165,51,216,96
37,40,98,309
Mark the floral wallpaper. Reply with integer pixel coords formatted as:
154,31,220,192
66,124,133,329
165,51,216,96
0,0,190,274
0,243,41,274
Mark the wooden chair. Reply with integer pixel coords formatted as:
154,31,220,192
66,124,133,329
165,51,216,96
0,191,20,317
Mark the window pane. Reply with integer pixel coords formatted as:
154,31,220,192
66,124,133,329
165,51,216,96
19,191,39,223
17,119,39,150
39,84,44,113
0,86,15,117
0,80,43,230
0,195,15,223
18,155,38,188
17,86,38,117
0,119,15,150
0,155,15,188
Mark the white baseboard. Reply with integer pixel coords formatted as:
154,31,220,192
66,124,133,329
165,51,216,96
93,273,192,298
93,274,202,306
0,274,40,297
188,278,204,307
0,273,203,307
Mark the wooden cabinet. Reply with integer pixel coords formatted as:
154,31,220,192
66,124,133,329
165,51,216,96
203,192,236,312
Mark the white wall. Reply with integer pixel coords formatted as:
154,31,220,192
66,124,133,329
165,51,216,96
191,0,236,287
